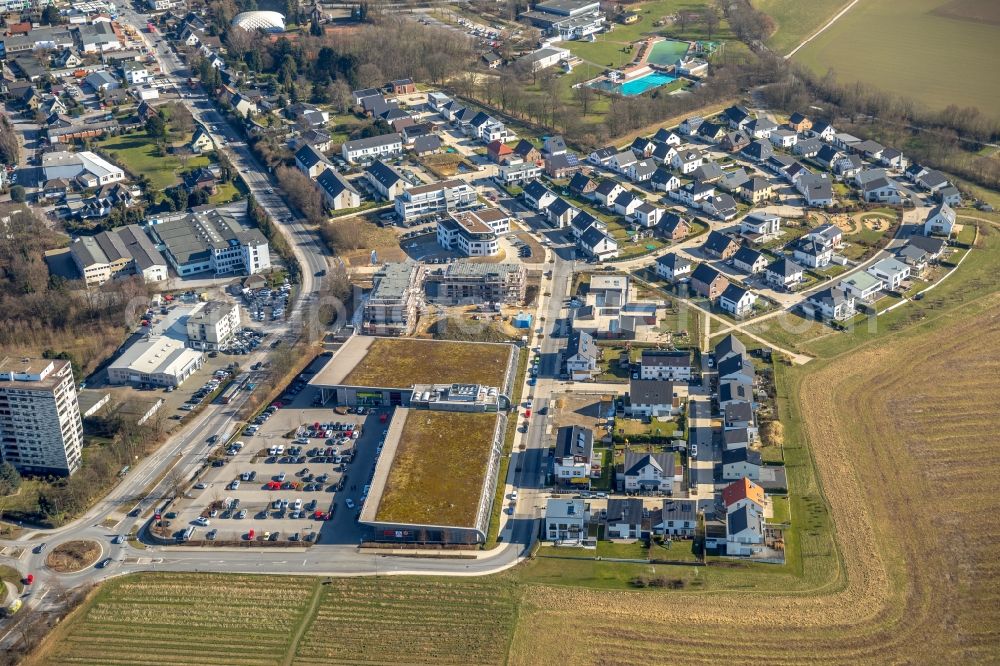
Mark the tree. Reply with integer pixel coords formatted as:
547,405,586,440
0,117,20,164
703,7,720,40
573,84,595,116
9,185,25,203
0,462,21,496
146,114,167,139
41,4,60,25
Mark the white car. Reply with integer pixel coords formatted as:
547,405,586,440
195,517,210,526
345,499,356,509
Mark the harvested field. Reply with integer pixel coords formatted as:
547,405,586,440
294,578,517,665
45,540,101,573
508,295,1000,664
29,573,320,665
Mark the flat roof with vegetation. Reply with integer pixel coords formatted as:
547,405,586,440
374,410,501,527
340,337,512,389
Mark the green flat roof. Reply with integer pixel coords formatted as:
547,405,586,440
374,410,501,528
341,337,511,389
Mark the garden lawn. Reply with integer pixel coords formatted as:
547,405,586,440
96,131,210,191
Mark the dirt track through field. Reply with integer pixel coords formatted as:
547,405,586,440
510,296,1000,664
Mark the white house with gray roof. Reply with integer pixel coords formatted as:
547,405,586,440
341,133,403,164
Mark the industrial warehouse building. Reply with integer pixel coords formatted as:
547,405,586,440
147,207,271,277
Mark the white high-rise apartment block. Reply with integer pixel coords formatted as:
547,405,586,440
0,357,84,476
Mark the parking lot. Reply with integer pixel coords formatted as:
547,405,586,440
165,385,390,546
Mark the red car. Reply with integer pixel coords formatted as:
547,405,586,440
266,481,281,490
25,574,34,585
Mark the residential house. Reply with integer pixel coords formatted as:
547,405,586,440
618,452,677,495
653,128,683,145
639,350,692,381
691,162,725,183
765,257,804,290
486,140,516,164
650,167,681,193
741,139,773,163
726,505,764,555
497,162,542,186
721,130,751,153
721,448,762,481
724,400,757,438
804,223,843,250
718,284,757,318
605,498,644,539
862,177,903,204
671,149,704,174
832,153,862,178
628,159,657,183
543,135,568,157
722,104,752,130
544,498,589,543
696,120,725,143
923,202,956,237
564,330,599,380
650,141,678,164
769,128,798,148
718,380,754,411
803,287,856,321
522,180,557,211
788,112,812,133
294,144,330,179
189,128,214,154
790,238,833,268
182,167,218,195
718,168,751,193
655,253,692,281
690,263,729,300
587,146,616,167
578,227,619,261
907,235,947,261
678,116,704,135
731,246,767,274
630,137,655,158
740,211,781,242
569,211,604,240
626,379,679,418
866,257,910,291
613,190,642,217
895,244,930,272
657,213,691,241
546,152,581,179
879,147,906,170
609,150,637,174
793,137,822,158
839,270,883,302
589,274,629,308
796,174,834,207
341,133,403,164
936,185,962,208
722,478,766,515
547,197,579,228
569,172,598,198
714,334,746,364
746,118,776,139
674,180,715,208
364,160,408,201
702,230,740,260
740,177,773,204
654,499,698,536
594,180,625,208
553,425,600,488
717,354,755,385
316,168,361,211
916,169,949,193
631,202,664,228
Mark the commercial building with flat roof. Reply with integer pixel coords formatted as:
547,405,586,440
185,300,241,350
70,224,168,286
147,207,270,277
0,357,83,476
362,261,423,336
520,0,604,38
309,335,516,409
425,261,526,305
107,305,208,387
358,407,506,545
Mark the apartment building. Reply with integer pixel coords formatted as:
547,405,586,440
0,357,84,476
147,208,271,277
185,301,241,350
395,179,477,222
362,261,423,336
425,262,527,305
437,210,505,257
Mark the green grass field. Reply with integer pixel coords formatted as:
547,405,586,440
792,0,1000,118
755,0,853,54
96,131,211,191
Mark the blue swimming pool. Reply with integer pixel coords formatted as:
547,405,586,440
618,71,676,95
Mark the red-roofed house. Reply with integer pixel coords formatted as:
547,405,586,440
487,140,517,165
721,477,765,515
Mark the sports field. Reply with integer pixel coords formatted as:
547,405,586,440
792,0,1000,118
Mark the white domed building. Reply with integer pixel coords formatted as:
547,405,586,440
232,11,286,33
